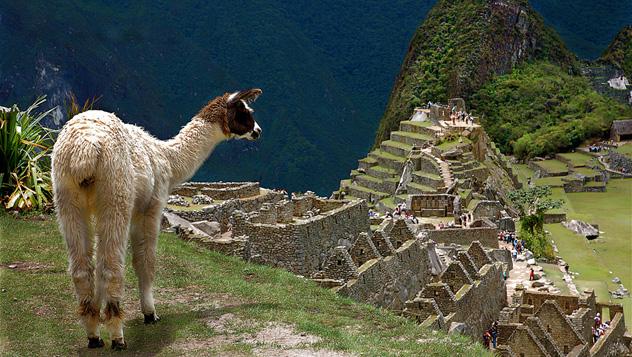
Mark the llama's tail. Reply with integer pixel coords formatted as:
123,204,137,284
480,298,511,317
52,132,102,187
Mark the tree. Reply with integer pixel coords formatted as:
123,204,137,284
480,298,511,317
508,186,563,258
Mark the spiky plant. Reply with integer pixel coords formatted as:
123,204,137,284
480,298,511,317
0,97,55,211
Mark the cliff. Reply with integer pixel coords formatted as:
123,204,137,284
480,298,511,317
600,25,632,77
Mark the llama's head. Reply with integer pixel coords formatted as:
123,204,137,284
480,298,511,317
225,88,262,141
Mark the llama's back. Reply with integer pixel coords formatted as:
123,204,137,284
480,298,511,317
52,110,131,187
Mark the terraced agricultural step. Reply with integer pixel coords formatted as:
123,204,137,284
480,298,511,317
390,131,434,147
412,171,444,188
399,120,438,136
381,140,413,157
367,165,399,179
358,156,378,171
406,182,438,194
345,184,389,203
355,174,397,194
369,149,406,171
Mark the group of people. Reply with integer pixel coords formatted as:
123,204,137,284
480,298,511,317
436,221,455,229
592,313,611,343
482,320,499,349
384,203,420,224
498,230,527,261
449,109,475,126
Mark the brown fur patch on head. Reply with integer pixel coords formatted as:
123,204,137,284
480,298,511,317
104,301,124,320
196,94,230,136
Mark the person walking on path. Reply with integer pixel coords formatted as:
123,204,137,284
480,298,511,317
529,268,535,281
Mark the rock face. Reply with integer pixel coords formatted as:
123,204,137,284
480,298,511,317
562,220,599,239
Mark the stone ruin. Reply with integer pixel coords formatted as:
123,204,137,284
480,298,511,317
161,181,631,354
163,182,369,276
495,289,631,356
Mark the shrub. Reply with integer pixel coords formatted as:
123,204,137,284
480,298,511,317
0,97,55,211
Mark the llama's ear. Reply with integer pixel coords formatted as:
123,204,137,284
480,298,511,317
227,88,262,105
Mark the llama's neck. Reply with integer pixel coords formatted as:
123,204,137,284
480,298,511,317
166,117,227,187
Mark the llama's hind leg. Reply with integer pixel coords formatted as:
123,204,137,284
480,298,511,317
131,204,162,324
94,193,133,350
55,185,103,348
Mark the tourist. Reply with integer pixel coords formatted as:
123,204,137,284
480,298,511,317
592,327,599,343
529,268,535,281
491,321,499,348
565,264,570,275
594,313,601,328
512,250,517,261
483,330,491,349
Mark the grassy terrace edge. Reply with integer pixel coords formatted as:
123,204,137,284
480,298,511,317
0,213,490,356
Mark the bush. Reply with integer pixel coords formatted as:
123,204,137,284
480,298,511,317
0,97,55,211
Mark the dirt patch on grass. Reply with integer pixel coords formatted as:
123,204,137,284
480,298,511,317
245,323,321,347
0,261,52,272
170,318,353,356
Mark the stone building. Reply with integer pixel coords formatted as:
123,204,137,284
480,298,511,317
495,288,631,356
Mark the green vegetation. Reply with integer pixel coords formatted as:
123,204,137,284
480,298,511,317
0,98,54,211
0,213,490,356
600,26,632,76
531,159,568,175
615,143,632,158
509,186,562,259
374,0,576,146
556,152,597,167
545,180,632,327
471,62,632,159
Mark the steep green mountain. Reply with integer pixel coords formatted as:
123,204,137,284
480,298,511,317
600,26,632,76
374,0,577,146
470,61,632,159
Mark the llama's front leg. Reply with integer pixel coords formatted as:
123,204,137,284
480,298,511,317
95,208,131,350
131,206,161,324
55,187,103,348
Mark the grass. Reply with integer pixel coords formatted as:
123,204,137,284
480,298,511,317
436,137,471,151
0,213,490,356
532,159,568,175
556,152,596,167
511,163,535,186
539,263,570,295
544,180,632,327
615,142,632,158
534,176,567,187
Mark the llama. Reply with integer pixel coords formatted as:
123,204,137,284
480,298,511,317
51,89,262,350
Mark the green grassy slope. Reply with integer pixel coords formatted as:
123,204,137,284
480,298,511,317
0,214,489,356
373,0,577,146
470,62,632,158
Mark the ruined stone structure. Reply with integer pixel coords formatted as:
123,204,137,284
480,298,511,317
164,184,370,276
610,119,632,142
496,288,631,356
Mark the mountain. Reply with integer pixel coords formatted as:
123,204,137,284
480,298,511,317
0,1,630,194
0,0,435,195
373,0,577,147
600,26,632,77
375,0,632,159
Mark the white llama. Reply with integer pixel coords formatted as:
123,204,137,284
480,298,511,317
51,89,262,350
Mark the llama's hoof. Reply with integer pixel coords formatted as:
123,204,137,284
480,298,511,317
87,337,104,349
111,339,127,351
144,313,160,324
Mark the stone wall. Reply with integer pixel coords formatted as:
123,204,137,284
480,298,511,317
423,226,499,248
471,200,504,221
409,194,455,217
173,189,286,230
337,238,433,311
233,199,370,276
173,181,260,199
